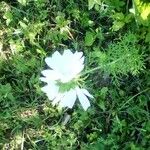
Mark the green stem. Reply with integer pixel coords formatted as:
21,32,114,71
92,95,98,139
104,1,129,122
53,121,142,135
80,55,129,77
81,65,103,76
119,88,150,111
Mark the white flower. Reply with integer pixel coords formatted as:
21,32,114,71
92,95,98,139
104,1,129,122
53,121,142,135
41,49,84,83
40,49,93,110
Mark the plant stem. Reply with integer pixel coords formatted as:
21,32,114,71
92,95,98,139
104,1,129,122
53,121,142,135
119,88,150,110
80,55,129,76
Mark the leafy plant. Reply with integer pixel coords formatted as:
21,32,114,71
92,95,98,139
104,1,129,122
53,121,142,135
90,33,145,76
0,0,150,149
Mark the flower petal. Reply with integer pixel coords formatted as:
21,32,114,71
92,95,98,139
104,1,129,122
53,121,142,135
40,49,87,108
44,50,85,83
74,51,83,60
40,77,48,82
52,93,64,106
71,63,84,76
81,89,93,98
59,89,77,108
63,49,74,58
41,82,59,100
76,87,90,111
41,70,60,81
79,56,84,64
45,51,62,70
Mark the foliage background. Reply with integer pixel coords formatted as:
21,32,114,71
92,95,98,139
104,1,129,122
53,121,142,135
0,0,150,149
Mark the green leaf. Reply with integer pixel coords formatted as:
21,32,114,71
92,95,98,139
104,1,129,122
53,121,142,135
85,31,96,46
113,13,124,20
88,0,101,10
95,0,101,5
88,0,95,10
134,0,150,26
100,87,108,99
98,100,105,111
112,21,125,31
145,30,150,43
17,0,27,6
19,21,27,29
124,14,133,23
3,11,13,26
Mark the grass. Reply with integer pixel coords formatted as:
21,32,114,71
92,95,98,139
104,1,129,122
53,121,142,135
0,0,150,149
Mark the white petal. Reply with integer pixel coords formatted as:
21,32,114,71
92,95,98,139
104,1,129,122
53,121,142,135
40,77,48,82
63,49,73,58
74,51,83,60
76,87,90,111
79,56,85,64
41,50,85,85
72,63,84,75
41,70,60,80
41,82,59,100
45,51,62,70
59,62,84,82
62,50,75,66
45,57,53,67
41,85,49,93
52,51,62,57
60,76,73,83
59,89,77,108
52,93,64,106
81,89,93,98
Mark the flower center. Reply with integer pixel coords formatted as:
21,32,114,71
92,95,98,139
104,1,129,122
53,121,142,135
57,79,77,93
